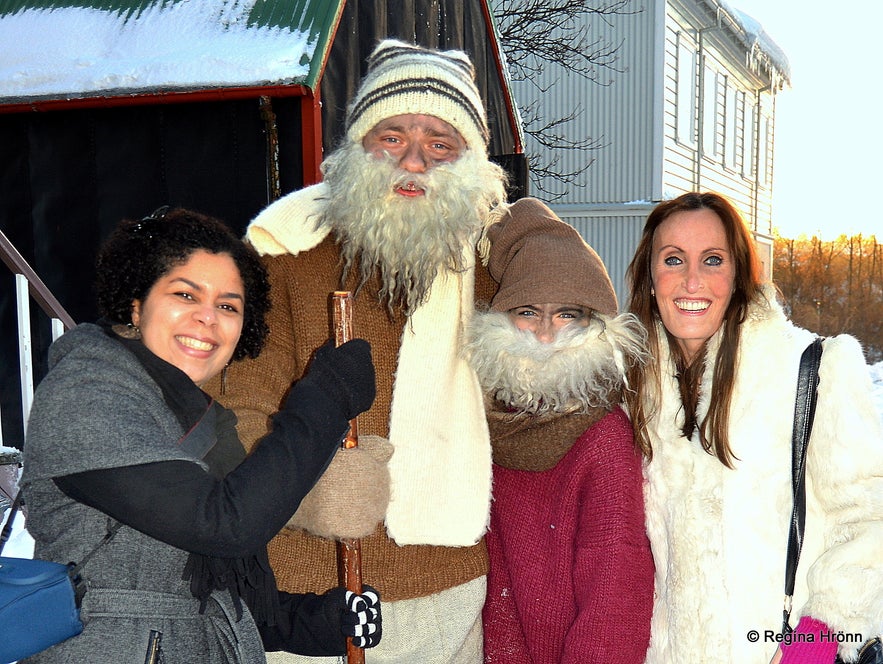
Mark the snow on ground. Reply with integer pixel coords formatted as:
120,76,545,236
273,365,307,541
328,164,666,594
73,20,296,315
869,361,883,408
0,445,32,558
4,362,883,559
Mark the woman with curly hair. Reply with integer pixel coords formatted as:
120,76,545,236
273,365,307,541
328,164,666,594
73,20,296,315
20,207,382,663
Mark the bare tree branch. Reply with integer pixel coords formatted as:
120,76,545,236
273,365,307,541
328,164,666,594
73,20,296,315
515,99,608,200
492,0,642,195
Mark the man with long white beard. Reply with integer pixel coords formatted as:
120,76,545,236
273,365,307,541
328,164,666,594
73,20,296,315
211,40,508,663
463,198,655,664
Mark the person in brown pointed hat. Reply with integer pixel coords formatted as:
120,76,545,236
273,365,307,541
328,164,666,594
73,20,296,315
464,197,654,664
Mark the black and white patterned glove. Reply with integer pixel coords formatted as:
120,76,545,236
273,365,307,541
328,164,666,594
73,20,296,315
340,585,381,648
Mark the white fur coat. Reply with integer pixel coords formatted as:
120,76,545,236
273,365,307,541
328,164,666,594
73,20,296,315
643,289,883,663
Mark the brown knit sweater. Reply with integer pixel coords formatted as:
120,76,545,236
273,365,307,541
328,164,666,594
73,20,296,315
208,236,496,600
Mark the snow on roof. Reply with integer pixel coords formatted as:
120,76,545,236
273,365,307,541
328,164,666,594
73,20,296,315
718,1,791,85
0,2,324,103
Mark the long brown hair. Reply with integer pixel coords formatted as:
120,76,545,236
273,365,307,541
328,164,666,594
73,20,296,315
624,192,763,466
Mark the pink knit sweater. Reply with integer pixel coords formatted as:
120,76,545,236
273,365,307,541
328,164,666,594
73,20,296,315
780,616,839,663
483,406,654,664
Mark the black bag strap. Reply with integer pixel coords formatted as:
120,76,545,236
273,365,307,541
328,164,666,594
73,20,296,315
0,488,122,564
782,337,824,635
0,487,24,554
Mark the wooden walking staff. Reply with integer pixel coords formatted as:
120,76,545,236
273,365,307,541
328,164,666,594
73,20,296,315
331,291,366,664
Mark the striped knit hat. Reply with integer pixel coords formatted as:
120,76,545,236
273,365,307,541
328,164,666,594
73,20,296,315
346,39,489,154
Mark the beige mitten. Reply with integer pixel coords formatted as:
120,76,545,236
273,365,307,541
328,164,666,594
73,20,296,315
286,435,393,540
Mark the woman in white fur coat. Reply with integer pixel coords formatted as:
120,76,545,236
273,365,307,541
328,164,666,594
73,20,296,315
623,191,883,664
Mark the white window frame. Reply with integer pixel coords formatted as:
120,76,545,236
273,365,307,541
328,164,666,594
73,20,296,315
702,66,720,159
742,99,756,178
676,34,697,146
758,115,768,186
724,80,737,170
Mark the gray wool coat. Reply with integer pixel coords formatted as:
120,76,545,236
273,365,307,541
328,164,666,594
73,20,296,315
20,324,266,663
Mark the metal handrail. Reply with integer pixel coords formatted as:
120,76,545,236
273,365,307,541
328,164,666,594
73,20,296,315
0,229,75,330
0,228,74,443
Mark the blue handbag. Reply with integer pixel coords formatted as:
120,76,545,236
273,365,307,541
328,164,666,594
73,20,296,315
0,556,84,662
0,489,119,663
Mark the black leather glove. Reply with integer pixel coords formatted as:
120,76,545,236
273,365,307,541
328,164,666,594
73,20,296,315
304,339,376,421
339,585,382,649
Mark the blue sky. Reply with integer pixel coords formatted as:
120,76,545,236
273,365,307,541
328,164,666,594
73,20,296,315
732,0,883,240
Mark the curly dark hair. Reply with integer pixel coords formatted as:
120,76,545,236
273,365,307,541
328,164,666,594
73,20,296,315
95,207,270,360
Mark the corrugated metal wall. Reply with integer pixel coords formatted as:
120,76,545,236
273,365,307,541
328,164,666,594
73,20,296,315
555,206,653,309
503,1,660,302
509,5,658,204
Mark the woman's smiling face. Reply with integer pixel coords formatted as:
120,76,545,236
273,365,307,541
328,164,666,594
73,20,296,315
651,208,735,363
131,249,244,385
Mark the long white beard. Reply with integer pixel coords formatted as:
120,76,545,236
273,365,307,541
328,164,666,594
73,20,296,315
464,310,648,415
320,142,507,314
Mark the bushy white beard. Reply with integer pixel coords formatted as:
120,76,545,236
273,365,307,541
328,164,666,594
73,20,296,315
320,143,507,314
464,311,649,415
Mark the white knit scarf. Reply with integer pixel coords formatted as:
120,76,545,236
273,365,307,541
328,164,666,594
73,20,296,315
247,184,491,546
